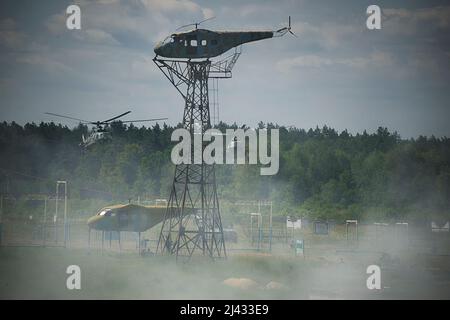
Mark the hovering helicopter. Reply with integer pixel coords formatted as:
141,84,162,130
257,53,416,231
154,16,296,59
45,111,168,148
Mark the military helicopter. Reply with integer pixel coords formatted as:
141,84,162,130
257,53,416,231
45,111,168,148
87,203,167,233
87,202,194,253
87,203,165,253
154,16,296,59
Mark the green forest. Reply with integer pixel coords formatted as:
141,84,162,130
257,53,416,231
0,121,449,222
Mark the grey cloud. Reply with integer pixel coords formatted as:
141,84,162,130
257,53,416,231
0,18,27,50
0,0,449,138
72,29,120,46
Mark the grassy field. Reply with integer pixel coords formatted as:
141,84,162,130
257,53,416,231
1,245,449,299
0,247,312,299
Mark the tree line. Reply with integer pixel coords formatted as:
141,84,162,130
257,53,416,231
0,121,449,222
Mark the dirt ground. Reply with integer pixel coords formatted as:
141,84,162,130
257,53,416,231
0,244,449,299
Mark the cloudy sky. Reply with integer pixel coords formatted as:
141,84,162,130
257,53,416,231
0,0,449,138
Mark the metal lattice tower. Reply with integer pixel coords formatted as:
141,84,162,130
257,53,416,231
153,57,234,260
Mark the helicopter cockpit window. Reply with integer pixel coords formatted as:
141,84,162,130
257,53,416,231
173,36,183,44
98,209,112,217
162,35,174,45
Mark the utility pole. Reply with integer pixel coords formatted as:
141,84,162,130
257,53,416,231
258,201,261,250
43,196,47,246
269,201,273,252
55,183,58,244
0,194,3,246
56,181,68,247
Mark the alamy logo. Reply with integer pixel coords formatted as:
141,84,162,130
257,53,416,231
66,265,81,290
171,128,279,175
66,5,81,30
366,265,381,290
366,5,382,30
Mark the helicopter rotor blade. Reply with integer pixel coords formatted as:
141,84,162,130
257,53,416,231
101,111,132,123
44,112,91,124
120,117,169,123
197,16,216,25
276,27,288,33
287,16,297,37
176,23,196,31
176,16,215,31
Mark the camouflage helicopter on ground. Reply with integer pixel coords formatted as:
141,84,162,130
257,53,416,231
87,203,167,233
154,16,296,59
45,111,168,148
87,203,166,253
87,202,196,253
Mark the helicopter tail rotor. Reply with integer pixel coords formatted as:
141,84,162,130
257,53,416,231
274,16,297,37
288,16,297,37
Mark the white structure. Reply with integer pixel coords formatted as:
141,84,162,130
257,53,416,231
431,221,449,233
346,219,358,241
286,217,302,229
